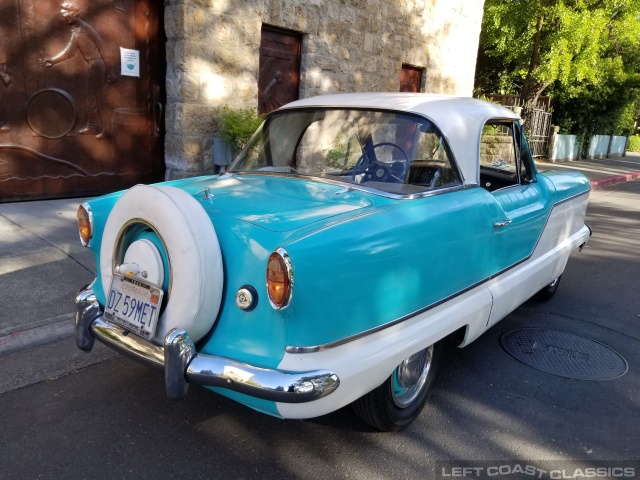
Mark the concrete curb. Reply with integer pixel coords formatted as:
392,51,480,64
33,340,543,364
0,314,75,356
591,170,640,190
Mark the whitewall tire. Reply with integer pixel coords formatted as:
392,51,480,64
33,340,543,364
352,342,442,431
100,185,223,344
534,275,561,301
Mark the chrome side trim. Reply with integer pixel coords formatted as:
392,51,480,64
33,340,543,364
75,285,339,403
284,272,490,354
555,188,592,204
286,190,591,354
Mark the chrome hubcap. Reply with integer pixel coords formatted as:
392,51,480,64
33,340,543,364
392,345,433,408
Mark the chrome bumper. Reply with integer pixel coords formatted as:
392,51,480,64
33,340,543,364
75,284,339,403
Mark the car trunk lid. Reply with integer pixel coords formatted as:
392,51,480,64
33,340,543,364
171,174,375,232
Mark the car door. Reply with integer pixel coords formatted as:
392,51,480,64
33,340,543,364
481,120,552,327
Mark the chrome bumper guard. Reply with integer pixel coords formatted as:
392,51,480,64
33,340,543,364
75,284,339,403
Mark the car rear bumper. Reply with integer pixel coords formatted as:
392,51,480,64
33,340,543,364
75,283,339,403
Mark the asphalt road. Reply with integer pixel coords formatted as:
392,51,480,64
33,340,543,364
0,181,638,480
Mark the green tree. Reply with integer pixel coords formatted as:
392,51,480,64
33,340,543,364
476,0,640,132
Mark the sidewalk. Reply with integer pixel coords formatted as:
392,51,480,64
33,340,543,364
535,151,640,190
1,152,639,356
0,198,95,355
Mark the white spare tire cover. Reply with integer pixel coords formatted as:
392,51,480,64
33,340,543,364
101,185,223,344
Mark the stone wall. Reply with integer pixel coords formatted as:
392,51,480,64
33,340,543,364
164,0,486,179
480,135,514,166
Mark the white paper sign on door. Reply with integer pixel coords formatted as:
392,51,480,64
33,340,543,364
120,48,140,77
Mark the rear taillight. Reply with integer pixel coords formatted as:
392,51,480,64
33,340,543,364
77,203,93,247
266,248,293,309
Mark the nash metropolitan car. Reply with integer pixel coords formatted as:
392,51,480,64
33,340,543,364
74,93,591,431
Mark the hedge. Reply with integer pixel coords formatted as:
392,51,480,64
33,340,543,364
627,135,640,152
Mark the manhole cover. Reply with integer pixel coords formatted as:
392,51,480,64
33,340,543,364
501,328,628,380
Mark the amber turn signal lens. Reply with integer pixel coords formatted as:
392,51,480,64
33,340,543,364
266,250,292,309
77,203,93,247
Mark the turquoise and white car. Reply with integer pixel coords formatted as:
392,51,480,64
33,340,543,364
75,93,591,431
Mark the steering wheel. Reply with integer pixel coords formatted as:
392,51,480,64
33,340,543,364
429,168,442,189
352,142,410,183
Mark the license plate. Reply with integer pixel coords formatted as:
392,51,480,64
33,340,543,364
104,273,164,340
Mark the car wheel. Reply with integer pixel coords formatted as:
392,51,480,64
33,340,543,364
100,185,224,344
534,275,561,301
352,342,442,431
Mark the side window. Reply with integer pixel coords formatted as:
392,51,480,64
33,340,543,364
479,121,530,191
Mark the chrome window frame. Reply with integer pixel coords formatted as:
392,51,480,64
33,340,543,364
477,118,538,188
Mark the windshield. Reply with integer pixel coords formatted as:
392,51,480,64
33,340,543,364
229,108,462,195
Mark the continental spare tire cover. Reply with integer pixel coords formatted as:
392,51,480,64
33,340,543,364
100,185,223,344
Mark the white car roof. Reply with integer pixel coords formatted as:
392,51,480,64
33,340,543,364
281,93,521,185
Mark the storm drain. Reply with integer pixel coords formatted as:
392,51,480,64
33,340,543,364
501,328,628,380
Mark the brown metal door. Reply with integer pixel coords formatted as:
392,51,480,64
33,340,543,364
400,64,423,93
258,26,300,115
0,0,165,202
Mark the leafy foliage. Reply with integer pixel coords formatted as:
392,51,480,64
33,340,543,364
628,135,640,152
476,0,640,135
217,106,264,155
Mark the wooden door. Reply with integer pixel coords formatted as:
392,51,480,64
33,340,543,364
258,26,300,115
400,64,423,93
0,0,165,202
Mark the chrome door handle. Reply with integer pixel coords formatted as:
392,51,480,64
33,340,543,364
494,220,512,228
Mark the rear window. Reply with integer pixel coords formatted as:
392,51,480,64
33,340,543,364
230,108,462,195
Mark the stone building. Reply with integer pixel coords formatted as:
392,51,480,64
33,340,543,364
0,0,484,201
164,0,486,180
